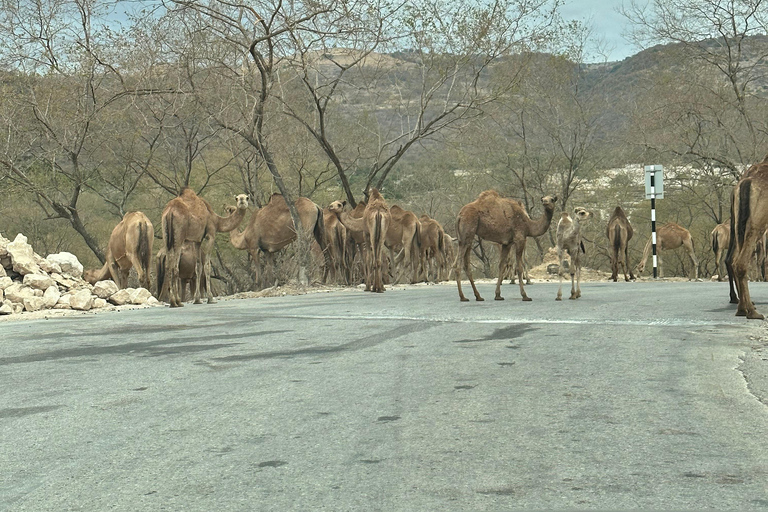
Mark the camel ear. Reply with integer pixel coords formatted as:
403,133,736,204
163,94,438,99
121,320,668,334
342,200,347,207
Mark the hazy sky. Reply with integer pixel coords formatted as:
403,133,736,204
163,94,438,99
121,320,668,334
561,0,637,62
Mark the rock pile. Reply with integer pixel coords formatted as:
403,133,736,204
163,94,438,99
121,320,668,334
0,233,160,316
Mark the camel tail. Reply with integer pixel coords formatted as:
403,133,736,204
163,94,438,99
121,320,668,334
373,212,383,261
138,221,151,276
613,224,622,253
313,205,327,251
737,179,752,248
163,212,174,252
155,250,166,299
711,230,719,255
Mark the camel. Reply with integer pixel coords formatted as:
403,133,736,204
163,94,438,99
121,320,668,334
161,189,249,307
320,206,349,284
728,159,768,318
503,249,530,285
363,188,391,293
328,200,369,283
385,205,421,284
417,215,446,283
556,207,592,300
454,190,558,302
83,211,154,290
636,222,698,279
228,193,327,289
711,220,730,282
155,241,198,303
606,206,635,282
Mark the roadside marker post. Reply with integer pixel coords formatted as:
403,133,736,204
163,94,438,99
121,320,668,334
644,165,664,279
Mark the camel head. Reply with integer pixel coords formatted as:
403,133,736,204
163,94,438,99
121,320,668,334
541,195,558,211
368,188,384,202
234,194,249,210
573,207,592,223
82,269,99,285
328,200,346,214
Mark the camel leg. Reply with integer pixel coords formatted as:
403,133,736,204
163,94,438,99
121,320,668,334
734,233,764,319
514,243,531,301
455,245,470,302
248,249,262,290
626,246,635,281
495,244,512,300
556,248,566,301
688,244,699,280
166,247,184,308
571,255,580,299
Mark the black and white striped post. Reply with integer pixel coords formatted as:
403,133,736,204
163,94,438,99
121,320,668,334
644,165,664,279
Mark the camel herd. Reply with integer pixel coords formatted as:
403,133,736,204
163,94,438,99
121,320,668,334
81,158,768,319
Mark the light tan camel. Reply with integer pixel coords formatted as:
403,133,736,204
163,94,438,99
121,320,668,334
711,220,730,282
228,193,327,289
636,222,698,279
83,211,154,290
454,191,558,302
441,233,456,281
363,189,391,293
321,206,349,284
155,241,198,303
556,207,592,300
606,206,635,282
729,159,768,318
161,189,249,307
417,215,445,283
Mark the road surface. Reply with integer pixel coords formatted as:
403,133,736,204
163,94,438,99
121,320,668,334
1,280,768,510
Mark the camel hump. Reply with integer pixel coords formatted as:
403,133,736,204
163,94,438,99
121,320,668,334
478,190,500,201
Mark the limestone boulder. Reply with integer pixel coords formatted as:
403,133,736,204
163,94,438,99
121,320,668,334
23,296,46,312
93,280,119,299
38,258,61,274
4,283,36,304
43,286,61,308
0,300,13,315
0,265,5,278
23,274,55,291
69,289,93,311
129,287,152,305
0,277,12,290
7,234,40,275
146,296,160,307
51,273,79,291
108,289,131,306
92,298,108,309
46,252,83,279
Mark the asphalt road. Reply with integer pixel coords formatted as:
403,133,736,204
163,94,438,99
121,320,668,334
2,280,768,511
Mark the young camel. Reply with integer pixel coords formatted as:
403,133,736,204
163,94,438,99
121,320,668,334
454,191,558,302
606,206,635,282
417,215,446,283
155,241,198,303
556,207,592,300
385,205,421,284
83,211,154,290
328,200,368,283
228,193,327,290
711,220,730,282
161,189,249,307
636,222,698,280
321,206,349,284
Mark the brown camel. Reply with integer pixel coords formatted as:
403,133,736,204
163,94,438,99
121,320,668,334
729,160,768,318
228,193,327,289
363,188,391,293
321,206,349,284
606,206,635,282
417,215,446,283
556,207,592,300
454,191,558,302
155,241,198,303
83,211,154,290
161,189,249,307
328,200,368,283
711,220,730,282
441,233,456,281
385,205,421,284
636,222,698,279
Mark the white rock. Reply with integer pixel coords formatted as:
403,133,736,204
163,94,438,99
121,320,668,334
50,273,79,290
11,302,24,314
69,289,93,311
38,258,60,274
146,296,160,306
57,294,72,307
0,277,12,290
46,252,83,279
23,296,46,312
93,280,119,299
0,301,13,315
33,288,43,297
0,265,5,277
23,274,55,291
4,283,36,304
129,287,152,305
7,234,40,275
92,298,108,309
43,286,61,308
108,289,131,306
